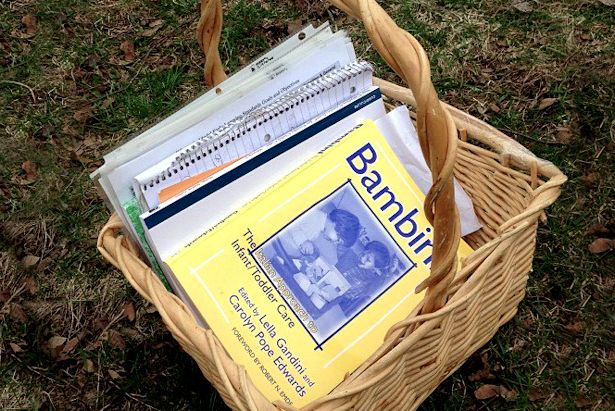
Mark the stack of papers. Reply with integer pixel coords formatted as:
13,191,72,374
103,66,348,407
93,21,480,303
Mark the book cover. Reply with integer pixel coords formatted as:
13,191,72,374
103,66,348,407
165,121,473,407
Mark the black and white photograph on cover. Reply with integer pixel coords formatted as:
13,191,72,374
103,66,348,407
257,182,415,345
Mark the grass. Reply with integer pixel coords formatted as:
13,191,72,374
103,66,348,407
1,0,614,409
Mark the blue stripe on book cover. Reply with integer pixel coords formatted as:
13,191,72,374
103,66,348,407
144,88,382,229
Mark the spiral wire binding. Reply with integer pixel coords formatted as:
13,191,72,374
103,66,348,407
142,61,373,192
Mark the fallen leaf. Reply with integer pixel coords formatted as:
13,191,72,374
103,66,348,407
575,396,593,408
586,223,610,236
21,160,38,183
93,317,109,331
149,19,163,27
62,123,79,137
564,321,584,334
69,148,88,165
527,388,547,401
101,97,115,109
538,97,558,110
83,358,96,373
555,127,572,144
108,369,121,380
73,105,93,123
120,40,136,62
142,20,163,37
48,336,67,349
489,103,501,113
9,304,27,323
469,352,495,381
581,172,599,187
122,302,136,322
85,340,102,351
24,276,38,294
287,18,303,34
22,15,38,35
61,337,79,354
475,384,517,400
513,1,533,13
10,342,24,353
589,238,614,254
22,255,40,267
0,290,11,303
106,329,126,349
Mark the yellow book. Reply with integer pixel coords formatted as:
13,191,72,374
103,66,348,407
165,120,473,407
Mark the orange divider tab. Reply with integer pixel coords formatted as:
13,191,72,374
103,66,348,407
158,158,242,203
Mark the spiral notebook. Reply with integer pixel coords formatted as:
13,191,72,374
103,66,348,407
134,61,375,210
92,24,357,259
140,86,386,261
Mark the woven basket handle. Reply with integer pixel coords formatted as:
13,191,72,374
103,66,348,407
196,0,460,313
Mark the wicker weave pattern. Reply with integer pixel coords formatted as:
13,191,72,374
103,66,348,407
97,1,566,409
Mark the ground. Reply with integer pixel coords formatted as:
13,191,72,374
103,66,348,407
0,0,614,410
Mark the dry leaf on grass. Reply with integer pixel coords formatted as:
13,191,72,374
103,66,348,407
21,160,38,183
48,336,67,349
469,352,495,381
581,172,599,187
122,302,136,322
106,329,126,349
120,40,136,62
555,127,573,144
527,388,548,402
564,321,584,334
24,276,38,294
575,396,593,408
513,1,533,12
142,19,163,37
489,102,501,113
73,105,94,123
22,15,38,34
83,358,96,373
475,384,517,400
10,342,24,353
538,98,558,110
287,19,303,34
9,304,27,323
47,335,67,359
108,369,121,380
13,14,39,39
62,337,79,354
586,223,610,236
22,255,40,267
589,238,614,254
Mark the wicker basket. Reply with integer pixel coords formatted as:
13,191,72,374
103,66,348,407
97,0,567,409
